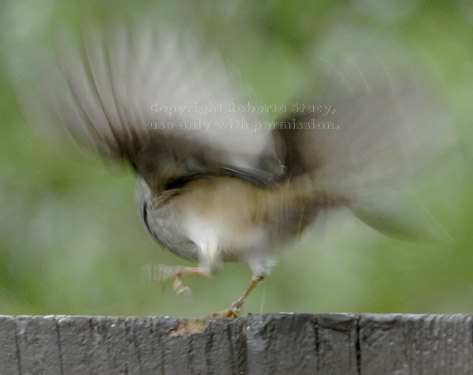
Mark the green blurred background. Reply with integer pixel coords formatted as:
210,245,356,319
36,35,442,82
0,0,472,317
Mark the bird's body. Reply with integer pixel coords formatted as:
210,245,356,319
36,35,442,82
138,174,324,277
42,22,449,316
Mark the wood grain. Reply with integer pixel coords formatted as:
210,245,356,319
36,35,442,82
0,314,471,374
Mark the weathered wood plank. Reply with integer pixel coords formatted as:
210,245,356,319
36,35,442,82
129,316,166,374
1,314,472,374
0,316,21,375
162,317,246,375
359,314,473,375
317,313,358,375
15,316,63,375
246,314,318,375
201,318,247,374
57,316,111,374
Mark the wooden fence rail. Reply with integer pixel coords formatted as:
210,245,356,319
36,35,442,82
0,314,472,374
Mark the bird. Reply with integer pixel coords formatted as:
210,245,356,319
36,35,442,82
42,22,450,317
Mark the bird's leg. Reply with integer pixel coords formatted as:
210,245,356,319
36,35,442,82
143,264,205,296
170,266,205,296
210,276,264,318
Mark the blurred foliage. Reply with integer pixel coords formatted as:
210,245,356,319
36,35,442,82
0,0,472,317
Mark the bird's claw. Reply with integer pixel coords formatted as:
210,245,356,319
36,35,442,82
143,264,194,296
173,276,193,297
209,277,264,318
208,299,244,318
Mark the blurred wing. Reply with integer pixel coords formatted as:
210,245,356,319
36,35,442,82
276,55,452,240
45,23,282,192
278,79,448,187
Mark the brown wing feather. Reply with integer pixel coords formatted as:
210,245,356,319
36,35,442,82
46,23,283,193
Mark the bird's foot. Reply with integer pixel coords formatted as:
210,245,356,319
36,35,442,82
172,274,192,296
208,298,245,318
142,264,204,296
208,276,264,318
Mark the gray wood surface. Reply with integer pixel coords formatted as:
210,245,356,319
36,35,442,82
0,314,471,374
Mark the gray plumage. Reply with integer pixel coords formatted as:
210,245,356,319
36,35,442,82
42,22,451,315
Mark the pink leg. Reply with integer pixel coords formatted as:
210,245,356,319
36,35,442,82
210,276,264,318
144,264,206,295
